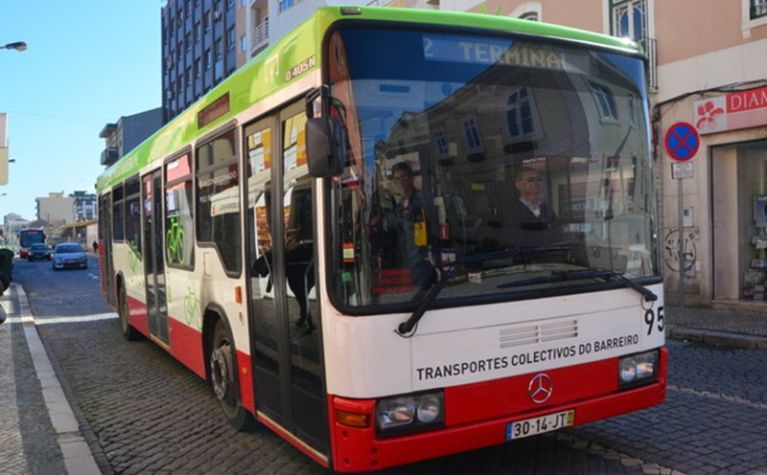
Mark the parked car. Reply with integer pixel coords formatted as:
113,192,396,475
52,243,88,270
28,243,52,261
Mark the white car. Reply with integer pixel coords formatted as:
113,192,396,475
52,243,88,270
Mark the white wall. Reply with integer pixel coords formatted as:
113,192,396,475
657,37,767,103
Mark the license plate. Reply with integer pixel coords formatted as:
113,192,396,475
505,410,574,441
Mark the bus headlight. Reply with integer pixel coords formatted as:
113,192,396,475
618,350,658,388
376,391,444,435
416,395,441,424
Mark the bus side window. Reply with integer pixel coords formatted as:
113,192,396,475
195,130,242,274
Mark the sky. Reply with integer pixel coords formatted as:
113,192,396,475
0,1,162,220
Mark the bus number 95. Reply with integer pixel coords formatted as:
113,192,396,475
644,306,664,335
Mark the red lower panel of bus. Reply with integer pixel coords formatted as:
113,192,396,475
237,352,255,413
329,348,667,472
126,295,255,412
168,318,206,379
127,296,150,337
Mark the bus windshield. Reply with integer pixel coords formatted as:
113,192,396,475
327,27,658,310
19,230,45,248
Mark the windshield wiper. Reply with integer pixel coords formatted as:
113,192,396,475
396,271,450,336
498,268,657,302
395,245,572,336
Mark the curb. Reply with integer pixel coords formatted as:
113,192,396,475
667,325,767,350
14,284,103,475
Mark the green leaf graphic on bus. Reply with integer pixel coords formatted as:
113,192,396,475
166,217,186,265
184,286,201,329
129,239,140,274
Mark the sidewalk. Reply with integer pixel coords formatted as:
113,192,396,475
666,305,767,349
0,283,101,475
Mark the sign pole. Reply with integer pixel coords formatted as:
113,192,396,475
665,121,700,308
677,178,684,308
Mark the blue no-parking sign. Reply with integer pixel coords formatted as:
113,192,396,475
664,122,700,162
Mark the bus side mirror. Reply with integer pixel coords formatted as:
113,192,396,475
307,117,346,177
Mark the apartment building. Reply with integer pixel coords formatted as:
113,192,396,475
36,192,75,226
99,108,163,167
161,0,248,122
70,191,97,222
421,0,767,308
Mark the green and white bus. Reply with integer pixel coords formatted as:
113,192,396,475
97,7,666,472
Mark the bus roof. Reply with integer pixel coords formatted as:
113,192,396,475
96,6,640,192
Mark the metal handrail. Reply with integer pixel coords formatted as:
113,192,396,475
251,18,269,52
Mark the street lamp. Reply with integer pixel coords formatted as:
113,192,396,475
1,42,27,52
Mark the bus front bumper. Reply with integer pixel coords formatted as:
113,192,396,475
328,348,667,472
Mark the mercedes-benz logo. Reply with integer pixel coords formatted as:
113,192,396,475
528,373,553,404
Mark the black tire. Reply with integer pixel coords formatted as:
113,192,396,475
118,283,141,341
209,319,254,431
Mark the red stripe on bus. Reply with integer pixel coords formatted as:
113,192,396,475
237,351,255,413
168,318,206,378
444,357,617,426
328,349,667,472
126,295,149,337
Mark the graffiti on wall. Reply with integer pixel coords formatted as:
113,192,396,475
663,228,699,275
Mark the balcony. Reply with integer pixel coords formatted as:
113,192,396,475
100,148,119,166
250,18,269,55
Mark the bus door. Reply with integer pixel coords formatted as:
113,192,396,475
245,105,329,456
99,192,116,306
142,169,169,344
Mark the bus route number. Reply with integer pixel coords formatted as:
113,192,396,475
644,306,664,335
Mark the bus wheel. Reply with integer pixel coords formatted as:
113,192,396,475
210,320,254,431
118,284,141,341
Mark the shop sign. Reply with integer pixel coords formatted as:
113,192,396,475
694,86,767,135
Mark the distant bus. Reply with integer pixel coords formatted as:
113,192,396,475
96,7,666,472
18,228,46,258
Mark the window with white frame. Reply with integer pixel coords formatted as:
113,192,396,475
610,0,647,42
462,116,484,154
751,0,767,20
590,82,618,120
504,87,540,142
741,0,767,34
434,127,450,160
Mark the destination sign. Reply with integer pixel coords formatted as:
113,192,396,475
423,34,567,70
